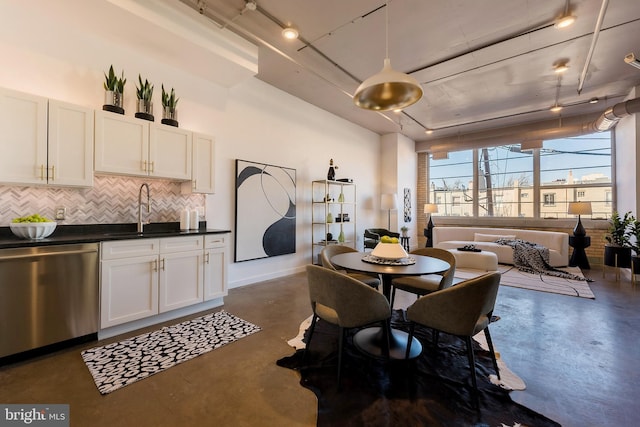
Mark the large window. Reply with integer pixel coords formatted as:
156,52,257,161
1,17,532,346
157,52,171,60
540,135,612,219
429,150,474,216
428,132,612,219
477,146,534,217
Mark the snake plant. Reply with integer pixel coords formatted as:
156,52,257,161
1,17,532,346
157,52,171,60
161,84,179,109
136,75,154,102
103,65,126,93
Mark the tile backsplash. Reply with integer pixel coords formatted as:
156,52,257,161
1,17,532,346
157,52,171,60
0,175,205,225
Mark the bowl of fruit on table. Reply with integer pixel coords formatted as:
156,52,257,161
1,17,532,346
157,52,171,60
9,214,57,240
371,235,408,260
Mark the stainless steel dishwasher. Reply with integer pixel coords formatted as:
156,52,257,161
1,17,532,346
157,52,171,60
0,243,99,359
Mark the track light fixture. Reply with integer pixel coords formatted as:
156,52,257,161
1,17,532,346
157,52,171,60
554,62,569,73
625,53,640,70
550,104,563,113
555,0,576,28
282,27,299,40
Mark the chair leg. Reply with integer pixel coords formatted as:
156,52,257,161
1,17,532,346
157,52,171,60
390,286,397,309
405,322,415,359
337,327,345,389
302,314,318,363
483,327,500,379
464,336,478,391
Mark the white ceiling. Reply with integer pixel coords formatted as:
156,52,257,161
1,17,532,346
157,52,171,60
179,0,640,142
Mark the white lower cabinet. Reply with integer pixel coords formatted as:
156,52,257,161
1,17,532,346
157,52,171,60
100,235,228,329
158,236,204,313
204,234,228,300
100,239,160,328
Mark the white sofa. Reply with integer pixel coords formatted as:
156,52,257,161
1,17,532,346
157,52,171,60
433,226,569,267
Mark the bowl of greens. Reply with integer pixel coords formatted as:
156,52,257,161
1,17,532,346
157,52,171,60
10,214,57,239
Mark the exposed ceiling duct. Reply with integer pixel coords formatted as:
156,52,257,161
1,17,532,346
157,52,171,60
593,97,640,131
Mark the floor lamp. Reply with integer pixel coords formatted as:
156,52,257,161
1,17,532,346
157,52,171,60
381,194,398,230
423,203,438,247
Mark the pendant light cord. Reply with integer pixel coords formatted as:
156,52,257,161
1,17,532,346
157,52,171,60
385,1,389,60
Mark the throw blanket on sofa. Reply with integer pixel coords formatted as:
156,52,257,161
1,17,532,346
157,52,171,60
495,238,589,281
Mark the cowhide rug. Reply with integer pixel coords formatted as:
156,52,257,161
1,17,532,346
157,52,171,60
277,310,559,427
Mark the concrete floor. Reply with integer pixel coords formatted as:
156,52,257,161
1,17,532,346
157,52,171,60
0,267,638,426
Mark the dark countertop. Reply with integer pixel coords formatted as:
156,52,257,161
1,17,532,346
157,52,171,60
0,222,231,249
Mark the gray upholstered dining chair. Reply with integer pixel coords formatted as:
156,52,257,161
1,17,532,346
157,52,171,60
390,247,456,308
320,245,381,289
304,264,391,387
404,271,502,391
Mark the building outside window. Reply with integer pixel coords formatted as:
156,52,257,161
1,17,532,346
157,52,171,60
428,132,612,219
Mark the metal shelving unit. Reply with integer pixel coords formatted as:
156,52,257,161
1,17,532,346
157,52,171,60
311,180,357,264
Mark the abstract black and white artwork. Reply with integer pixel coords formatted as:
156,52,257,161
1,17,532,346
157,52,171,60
234,159,296,262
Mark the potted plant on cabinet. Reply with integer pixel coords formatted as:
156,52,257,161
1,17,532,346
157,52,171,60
135,74,154,121
604,210,633,268
401,226,409,237
161,84,179,127
103,65,126,114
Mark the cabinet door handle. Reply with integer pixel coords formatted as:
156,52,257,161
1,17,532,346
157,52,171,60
192,180,196,190
152,259,158,271
149,161,154,173
205,253,210,264
161,258,165,271
50,165,55,181
40,164,45,180
142,160,147,172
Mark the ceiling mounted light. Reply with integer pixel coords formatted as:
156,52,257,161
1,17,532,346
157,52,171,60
425,129,434,135
589,97,599,104
353,1,423,111
555,0,576,28
550,104,563,113
282,27,299,40
625,53,640,70
554,62,569,73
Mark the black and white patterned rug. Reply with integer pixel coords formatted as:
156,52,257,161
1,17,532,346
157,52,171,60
81,310,261,394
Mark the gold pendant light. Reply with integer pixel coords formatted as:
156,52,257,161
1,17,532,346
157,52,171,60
353,1,423,111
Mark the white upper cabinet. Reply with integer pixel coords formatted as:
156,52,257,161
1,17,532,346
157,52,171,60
0,88,93,187
95,110,192,180
150,124,192,180
182,132,215,194
48,100,94,186
0,88,47,185
94,110,150,176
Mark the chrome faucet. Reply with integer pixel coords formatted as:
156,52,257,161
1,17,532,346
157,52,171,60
138,183,151,233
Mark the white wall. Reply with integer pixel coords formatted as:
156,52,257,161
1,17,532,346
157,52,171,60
615,86,640,216
380,133,418,243
0,1,382,288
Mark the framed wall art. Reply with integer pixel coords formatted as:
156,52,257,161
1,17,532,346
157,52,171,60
234,159,297,262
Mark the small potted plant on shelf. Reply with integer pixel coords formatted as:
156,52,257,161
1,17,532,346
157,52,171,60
400,225,409,237
135,74,154,121
103,65,126,114
604,210,633,268
161,84,179,127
